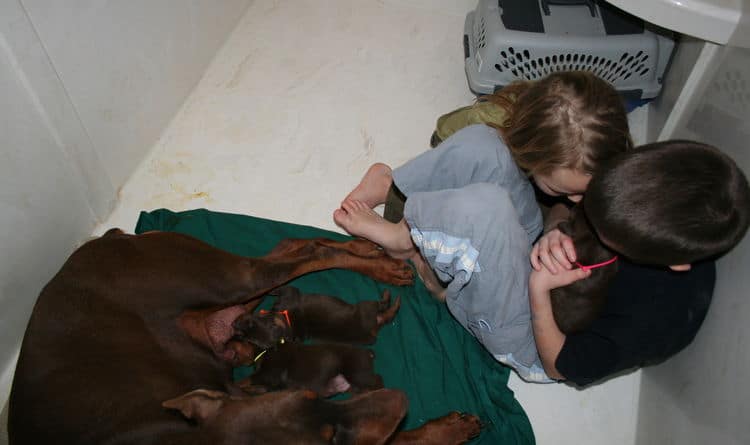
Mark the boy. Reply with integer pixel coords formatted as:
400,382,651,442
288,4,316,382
529,140,750,385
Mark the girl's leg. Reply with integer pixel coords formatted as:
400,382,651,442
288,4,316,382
342,163,393,208
404,183,548,381
392,125,513,195
332,199,446,298
333,199,415,260
342,125,512,211
391,125,542,241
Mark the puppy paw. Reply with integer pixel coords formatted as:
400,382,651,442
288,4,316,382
236,378,269,395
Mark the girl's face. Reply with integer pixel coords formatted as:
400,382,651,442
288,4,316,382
533,168,591,202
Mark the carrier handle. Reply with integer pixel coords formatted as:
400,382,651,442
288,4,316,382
540,0,597,18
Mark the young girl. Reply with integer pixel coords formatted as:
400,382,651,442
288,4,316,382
333,71,631,382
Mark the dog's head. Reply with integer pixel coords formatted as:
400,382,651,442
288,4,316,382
232,311,292,350
550,205,618,334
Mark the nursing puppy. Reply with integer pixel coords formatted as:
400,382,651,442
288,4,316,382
237,342,383,397
231,287,398,397
232,286,401,348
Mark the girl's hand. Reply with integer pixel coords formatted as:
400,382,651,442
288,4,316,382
531,228,577,274
530,266,590,297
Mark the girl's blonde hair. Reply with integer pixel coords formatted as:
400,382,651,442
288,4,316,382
484,71,632,176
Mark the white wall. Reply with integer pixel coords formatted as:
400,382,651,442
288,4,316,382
0,0,251,412
635,43,750,445
645,36,707,143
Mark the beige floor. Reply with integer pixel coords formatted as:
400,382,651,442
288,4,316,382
96,1,647,443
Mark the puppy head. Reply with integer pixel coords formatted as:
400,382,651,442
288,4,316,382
550,205,618,334
232,311,291,349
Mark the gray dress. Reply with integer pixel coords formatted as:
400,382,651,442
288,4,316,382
392,124,551,382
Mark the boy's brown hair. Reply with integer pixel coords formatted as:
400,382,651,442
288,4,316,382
583,140,750,265
551,206,618,334
487,71,633,176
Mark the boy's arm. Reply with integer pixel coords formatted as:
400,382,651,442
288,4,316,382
531,205,577,273
529,266,590,380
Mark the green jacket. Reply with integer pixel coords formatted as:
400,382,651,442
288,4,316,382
433,100,511,145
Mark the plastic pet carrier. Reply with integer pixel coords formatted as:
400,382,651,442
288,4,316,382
464,0,675,100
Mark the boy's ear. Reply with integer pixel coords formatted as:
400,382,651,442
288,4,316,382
669,264,692,272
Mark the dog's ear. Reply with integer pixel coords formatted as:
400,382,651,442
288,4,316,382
269,286,300,298
232,313,254,333
162,389,228,423
556,220,574,236
271,286,302,310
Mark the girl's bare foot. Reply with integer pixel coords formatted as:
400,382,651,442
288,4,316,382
343,163,393,208
333,199,415,259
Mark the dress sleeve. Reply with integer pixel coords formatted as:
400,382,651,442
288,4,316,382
434,102,510,141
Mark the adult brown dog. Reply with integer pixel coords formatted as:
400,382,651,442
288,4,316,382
7,229,432,444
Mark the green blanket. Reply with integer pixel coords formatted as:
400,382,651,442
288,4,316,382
135,208,534,444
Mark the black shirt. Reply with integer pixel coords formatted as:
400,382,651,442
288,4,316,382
555,259,716,386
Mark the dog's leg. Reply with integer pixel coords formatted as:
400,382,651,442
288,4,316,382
255,238,414,290
118,233,412,310
375,290,401,327
228,238,412,312
389,412,482,445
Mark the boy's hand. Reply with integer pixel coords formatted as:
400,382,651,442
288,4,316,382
530,264,590,296
531,228,577,274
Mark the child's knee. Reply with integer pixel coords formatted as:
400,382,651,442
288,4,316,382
457,183,517,224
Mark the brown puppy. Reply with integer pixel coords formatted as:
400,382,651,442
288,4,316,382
551,205,619,333
232,286,401,348
8,230,414,444
238,342,383,397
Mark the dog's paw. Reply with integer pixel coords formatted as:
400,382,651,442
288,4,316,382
236,378,269,395
373,259,414,286
343,239,387,258
417,412,482,444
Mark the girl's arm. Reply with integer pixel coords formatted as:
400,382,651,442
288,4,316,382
529,266,590,380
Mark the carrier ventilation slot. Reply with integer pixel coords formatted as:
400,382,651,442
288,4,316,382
494,48,651,83
475,15,487,49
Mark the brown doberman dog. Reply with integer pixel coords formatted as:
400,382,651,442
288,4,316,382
163,388,481,444
8,229,480,444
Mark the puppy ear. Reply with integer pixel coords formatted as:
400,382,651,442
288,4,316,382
556,220,574,236
232,313,254,332
162,389,228,423
270,285,300,298
272,286,302,311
